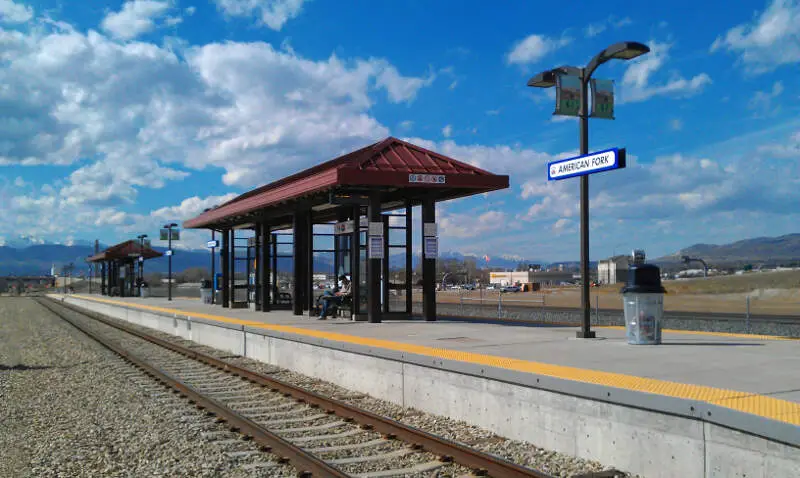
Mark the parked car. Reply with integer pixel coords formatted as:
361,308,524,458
500,285,521,293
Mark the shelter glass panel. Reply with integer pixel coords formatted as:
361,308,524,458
388,228,406,247
313,234,334,251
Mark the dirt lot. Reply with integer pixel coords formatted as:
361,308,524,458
435,270,800,316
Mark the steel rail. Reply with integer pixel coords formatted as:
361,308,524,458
37,298,349,478
47,297,555,478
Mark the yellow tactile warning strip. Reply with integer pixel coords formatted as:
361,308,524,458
69,295,800,426
596,325,800,341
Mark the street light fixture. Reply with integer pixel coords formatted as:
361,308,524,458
163,223,178,301
528,41,649,339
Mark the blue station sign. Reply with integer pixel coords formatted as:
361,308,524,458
548,147,626,181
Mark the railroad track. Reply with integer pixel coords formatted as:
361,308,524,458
37,297,562,478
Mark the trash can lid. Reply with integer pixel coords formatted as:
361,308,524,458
621,263,666,294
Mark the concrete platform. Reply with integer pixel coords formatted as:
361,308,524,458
57,293,800,478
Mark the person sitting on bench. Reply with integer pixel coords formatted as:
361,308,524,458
318,275,351,320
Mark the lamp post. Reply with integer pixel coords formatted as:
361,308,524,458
163,223,177,301
528,41,650,339
137,234,148,296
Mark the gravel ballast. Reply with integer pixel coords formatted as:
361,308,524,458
67,300,638,478
0,297,296,477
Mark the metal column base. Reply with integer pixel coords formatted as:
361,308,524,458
575,331,597,338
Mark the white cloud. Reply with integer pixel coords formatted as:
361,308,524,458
584,23,606,38
60,158,189,207
552,218,574,235
506,33,571,65
583,15,632,38
0,0,32,23
150,193,238,222
213,0,306,30
185,6,196,15
757,130,800,158
748,80,784,116
101,0,171,40
670,118,683,131
13,176,26,187
442,124,452,138
710,0,800,72
0,18,432,195
398,120,413,130
619,41,711,103
439,210,508,239
374,62,435,103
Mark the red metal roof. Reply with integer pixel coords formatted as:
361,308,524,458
184,137,509,229
87,240,164,263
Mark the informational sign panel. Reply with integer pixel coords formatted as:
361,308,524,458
423,236,438,258
555,74,581,117
206,240,219,248
591,78,615,119
409,174,446,184
368,235,384,259
423,223,437,237
334,220,354,235
368,221,383,236
160,229,180,241
547,148,626,181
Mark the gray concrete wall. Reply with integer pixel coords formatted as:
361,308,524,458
60,295,800,478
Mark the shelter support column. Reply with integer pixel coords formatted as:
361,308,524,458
228,229,236,307
260,223,271,312
292,212,304,316
101,262,106,295
351,205,360,318
254,224,262,311
367,192,382,323
422,196,436,321
306,211,314,315
221,228,230,308
405,202,413,315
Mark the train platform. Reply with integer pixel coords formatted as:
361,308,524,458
63,293,799,404
56,293,800,477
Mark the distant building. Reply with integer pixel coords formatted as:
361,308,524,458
489,270,576,287
597,255,630,285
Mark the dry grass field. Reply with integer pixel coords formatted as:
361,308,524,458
436,270,800,316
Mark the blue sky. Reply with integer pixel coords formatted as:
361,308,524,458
0,0,799,262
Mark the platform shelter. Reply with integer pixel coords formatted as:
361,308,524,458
183,137,509,322
87,240,163,297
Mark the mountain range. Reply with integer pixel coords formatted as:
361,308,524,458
1,233,798,276
655,233,800,266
